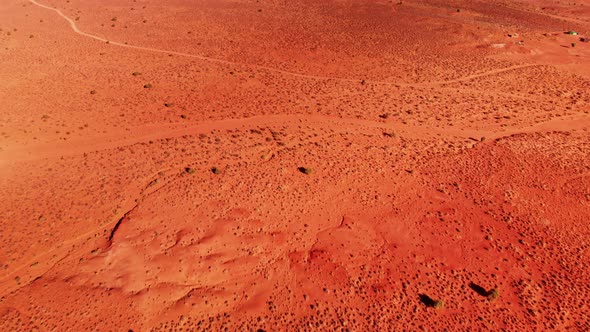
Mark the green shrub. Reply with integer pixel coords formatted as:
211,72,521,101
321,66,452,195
433,300,445,309
487,288,499,301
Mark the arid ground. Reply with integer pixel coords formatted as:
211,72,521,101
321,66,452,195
1,0,589,330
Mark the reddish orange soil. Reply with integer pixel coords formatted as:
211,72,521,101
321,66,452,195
1,0,590,330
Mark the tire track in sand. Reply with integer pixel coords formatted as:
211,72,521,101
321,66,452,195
1,113,587,296
28,0,540,87
7,0,586,299
2,113,588,165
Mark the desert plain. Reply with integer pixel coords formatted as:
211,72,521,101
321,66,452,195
1,0,590,331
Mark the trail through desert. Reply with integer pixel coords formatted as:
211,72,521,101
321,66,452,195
1,0,589,330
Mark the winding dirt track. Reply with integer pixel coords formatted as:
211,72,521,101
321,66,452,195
28,0,540,87
4,2,586,165
1,110,588,297
3,113,589,165
496,2,590,26
2,1,590,330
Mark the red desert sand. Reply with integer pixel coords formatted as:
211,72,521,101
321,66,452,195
1,0,589,330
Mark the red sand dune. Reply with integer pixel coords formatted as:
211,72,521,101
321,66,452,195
1,0,589,330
